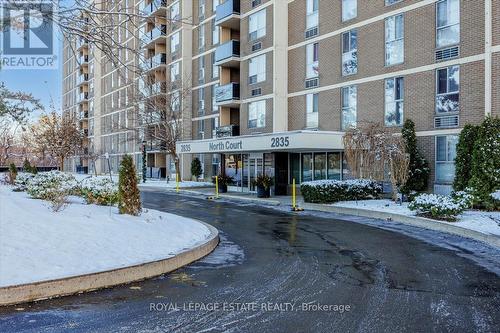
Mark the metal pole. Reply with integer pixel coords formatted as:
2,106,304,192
215,175,219,199
292,178,296,209
176,173,179,193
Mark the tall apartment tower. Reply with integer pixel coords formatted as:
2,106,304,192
63,0,499,195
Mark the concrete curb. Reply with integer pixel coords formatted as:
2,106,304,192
302,203,500,248
0,222,219,307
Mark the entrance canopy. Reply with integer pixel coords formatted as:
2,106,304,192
176,130,345,154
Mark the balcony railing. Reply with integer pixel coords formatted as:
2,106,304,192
141,53,166,71
146,82,167,96
77,73,89,85
216,0,240,23
143,0,167,16
215,83,240,103
215,40,240,63
145,139,166,151
151,25,167,40
76,37,88,49
79,54,89,64
78,92,89,103
216,124,240,138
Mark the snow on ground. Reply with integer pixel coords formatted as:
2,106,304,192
138,179,213,188
0,185,211,287
332,199,500,236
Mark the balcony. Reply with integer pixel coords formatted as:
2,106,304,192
77,73,89,86
145,82,167,97
215,82,240,107
216,124,240,138
215,40,240,67
141,25,166,48
143,0,167,16
140,53,166,72
215,0,240,30
78,92,89,103
145,139,166,152
79,54,89,66
76,37,88,50
79,110,89,120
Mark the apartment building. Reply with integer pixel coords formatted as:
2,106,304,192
63,0,499,195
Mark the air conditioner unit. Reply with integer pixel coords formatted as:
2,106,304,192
251,88,262,96
305,27,318,39
436,46,459,61
434,115,459,128
252,0,261,8
249,75,258,84
305,77,319,89
252,42,262,52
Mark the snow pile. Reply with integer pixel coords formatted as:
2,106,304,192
0,185,211,287
491,190,500,202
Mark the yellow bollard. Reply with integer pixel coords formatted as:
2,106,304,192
176,173,179,193
215,175,219,199
292,178,296,209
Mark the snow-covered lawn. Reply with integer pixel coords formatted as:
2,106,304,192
332,199,500,237
0,185,211,287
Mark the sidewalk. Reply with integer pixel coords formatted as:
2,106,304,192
141,185,500,249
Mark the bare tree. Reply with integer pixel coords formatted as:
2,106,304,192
30,112,83,170
0,118,15,166
0,83,43,123
388,138,410,201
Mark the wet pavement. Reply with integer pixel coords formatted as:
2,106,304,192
1,190,500,333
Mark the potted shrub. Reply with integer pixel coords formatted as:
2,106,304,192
252,174,274,198
213,174,233,193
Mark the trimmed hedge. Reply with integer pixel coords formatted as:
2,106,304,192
301,179,382,203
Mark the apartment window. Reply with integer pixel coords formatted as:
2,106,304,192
342,0,357,21
341,86,357,129
170,1,180,21
198,88,205,115
306,42,319,78
248,100,266,128
170,62,179,82
436,0,459,48
198,25,205,50
435,135,458,183
170,32,180,53
212,53,219,78
306,0,319,30
199,0,205,20
212,20,219,45
249,54,266,84
386,0,402,5
436,66,459,113
172,90,180,112
306,93,319,128
212,0,220,13
211,117,219,138
385,14,404,66
385,77,404,126
342,30,357,76
212,84,218,111
249,9,266,41
198,120,205,139
199,56,205,83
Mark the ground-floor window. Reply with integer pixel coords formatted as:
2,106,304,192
292,152,343,183
435,135,458,184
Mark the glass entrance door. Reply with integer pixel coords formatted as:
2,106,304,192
248,157,263,192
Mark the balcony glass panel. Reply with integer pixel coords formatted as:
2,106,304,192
215,83,240,102
215,40,240,62
215,0,240,22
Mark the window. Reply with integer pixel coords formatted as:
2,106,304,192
385,14,404,66
314,153,327,180
172,90,180,112
435,135,458,183
198,25,205,50
342,0,357,21
198,56,205,83
170,32,180,53
385,77,404,126
170,1,180,21
211,117,219,137
212,0,219,13
198,87,205,114
198,120,205,139
212,53,219,78
199,0,205,20
306,42,319,78
212,20,219,45
249,54,266,84
306,93,319,128
170,62,179,82
248,100,266,128
385,0,402,5
306,0,319,30
327,153,341,180
342,30,357,76
302,153,313,182
341,86,357,129
436,66,459,113
436,0,459,48
249,9,266,41
212,84,218,111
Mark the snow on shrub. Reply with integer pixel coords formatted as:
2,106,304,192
451,188,475,209
26,171,78,200
408,193,465,221
13,172,35,191
300,179,382,203
491,190,500,201
80,177,118,206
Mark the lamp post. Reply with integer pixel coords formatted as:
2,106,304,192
142,140,147,183
104,152,112,181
